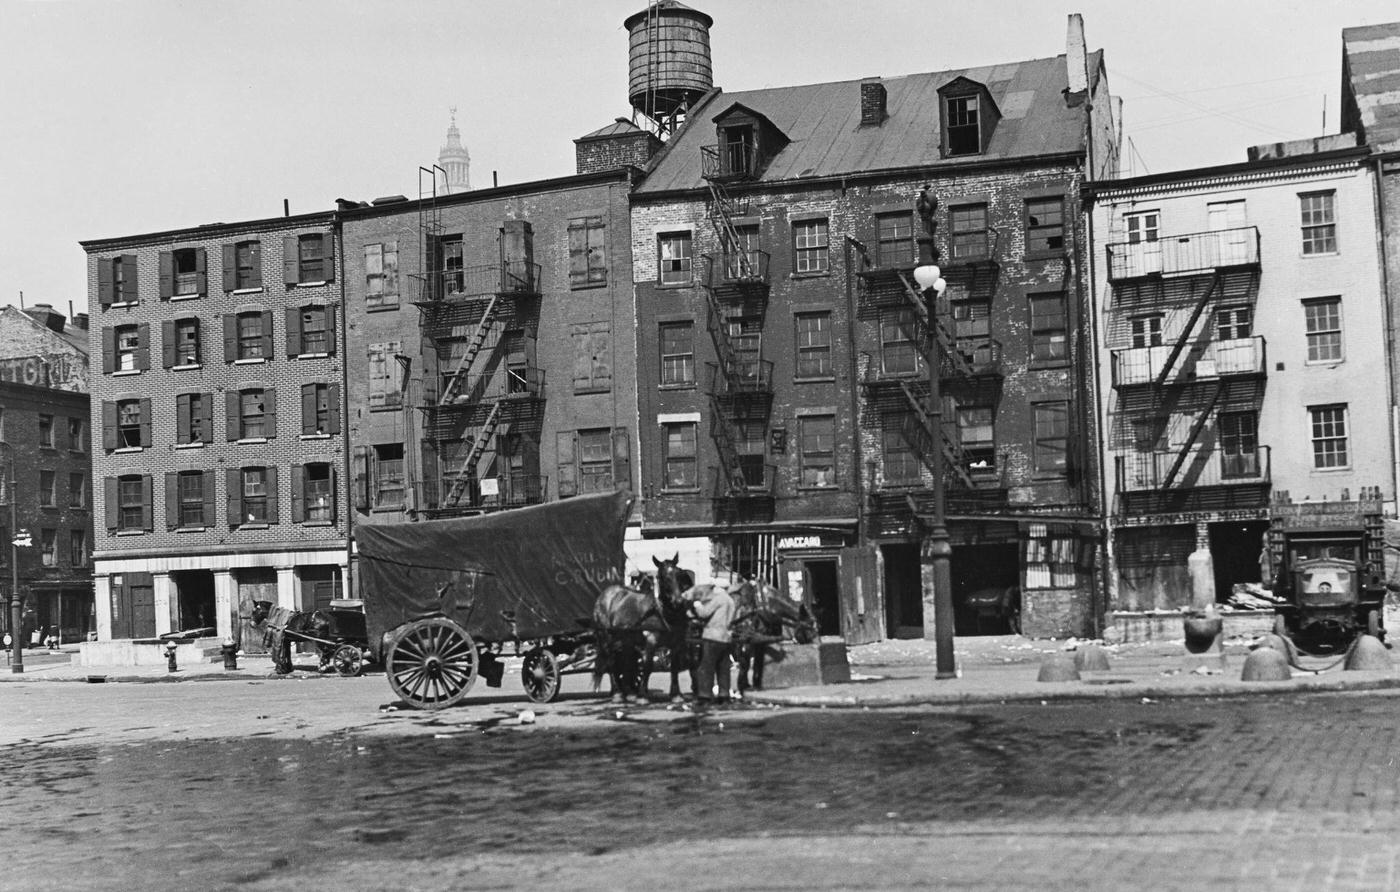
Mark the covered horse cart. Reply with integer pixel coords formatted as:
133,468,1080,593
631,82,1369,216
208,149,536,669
358,490,632,709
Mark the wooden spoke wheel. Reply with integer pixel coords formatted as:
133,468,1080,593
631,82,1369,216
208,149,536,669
331,644,364,678
386,617,478,709
522,647,562,704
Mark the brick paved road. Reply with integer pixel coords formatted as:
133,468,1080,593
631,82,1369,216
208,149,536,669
3,683,1399,890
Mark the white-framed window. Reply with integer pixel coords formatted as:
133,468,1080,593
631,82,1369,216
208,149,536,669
658,232,692,285
1304,297,1343,362
659,322,694,386
662,422,698,490
1300,191,1337,255
796,311,833,378
1129,314,1162,348
793,219,830,273
1309,404,1349,469
1217,306,1253,340
1124,211,1159,245
799,415,835,487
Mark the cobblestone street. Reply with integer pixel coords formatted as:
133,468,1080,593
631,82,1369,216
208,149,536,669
4,677,1400,890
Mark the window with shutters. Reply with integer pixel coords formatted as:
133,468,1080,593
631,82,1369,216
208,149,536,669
799,415,836,488
176,393,210,445
303,463,333,523
38,415,53,448
237,311,266,360
241,468,270,523
117,474,146,531
659,322,695,386
373,444,405,508
301,382,338,436
115,325,141,373
1025,197,1065,256
796,312,833,378
1033,401,1069,474
364,241,399,309
568,216,607,288
100,255,138,307
70,529,88,567
297,234,330,283
174,318,200,366
234,240,261,290
298,305,330,355
367,342,402,409
178,471,207,527
238,389,268,440
663,422,698,490
658,232,692,285
793,219,830,273
578,429,614,494
116,399,143,449
69,472,85,508
39,471,55,507
172,248,200,296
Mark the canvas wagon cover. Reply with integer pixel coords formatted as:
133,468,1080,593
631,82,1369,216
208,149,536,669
357,490,633,645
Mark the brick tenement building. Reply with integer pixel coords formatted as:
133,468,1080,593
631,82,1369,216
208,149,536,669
80,213,348,646
1086,138,1393,635
629,11,1119,640
338,167,642,555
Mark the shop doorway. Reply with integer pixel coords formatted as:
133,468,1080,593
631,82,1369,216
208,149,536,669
808,560,842,638
172,570,216,634
882,543,923,638
951,542,1020,635
1209,520,1268,601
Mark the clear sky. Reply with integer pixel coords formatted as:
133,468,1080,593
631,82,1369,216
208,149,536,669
1,0,1396,316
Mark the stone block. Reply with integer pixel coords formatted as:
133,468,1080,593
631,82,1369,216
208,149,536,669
756,637,851,688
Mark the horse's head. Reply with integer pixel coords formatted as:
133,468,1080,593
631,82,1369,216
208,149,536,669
653,554,695,613
250,600,274,626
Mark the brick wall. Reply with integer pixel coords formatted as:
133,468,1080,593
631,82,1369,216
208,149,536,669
576,132,659,176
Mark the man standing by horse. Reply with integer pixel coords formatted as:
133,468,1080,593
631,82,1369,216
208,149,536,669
690,581,736,706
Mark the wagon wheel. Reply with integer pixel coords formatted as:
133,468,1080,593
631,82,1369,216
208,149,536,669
522,647,562,704
331,644,364,678
386,617,478,710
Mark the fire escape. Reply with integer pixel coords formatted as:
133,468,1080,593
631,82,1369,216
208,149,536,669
700,141,776,523
853,225,1007,539
414,218,545,517
1106,226,1268,516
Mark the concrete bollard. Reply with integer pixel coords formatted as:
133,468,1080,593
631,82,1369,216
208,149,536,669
1252,633,1300,665
1241,647,1290,681
1344,634,1392,671
1037,652,1081,682
1073,643,1111,672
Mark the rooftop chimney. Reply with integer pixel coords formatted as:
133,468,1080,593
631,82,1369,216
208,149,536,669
1065,14,1088,96
72,313,89,331
860,80,888,126
26,303,65,333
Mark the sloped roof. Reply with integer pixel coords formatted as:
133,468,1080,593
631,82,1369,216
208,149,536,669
1343,22,1400,153
636,52,1099,195
577,117,651,141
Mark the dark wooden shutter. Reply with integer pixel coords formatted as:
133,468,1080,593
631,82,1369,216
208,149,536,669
352,445,369,512
556,431,577,498
223,314,237,362
593,324,612,392
260,309,273,358
588,219,607,283
162,320,176,368
225,391,240,441
165,472,179,530
325,305,337,356
248,241,262,288
176,394,191,442
327,382,341,434
135,323,151,371
101,327,115,375
140,475,153,531
286,306,303,357
101,401,118,451
138,399,152,447
571,324,592,392
611,428,631,492
226,467,241,527
222,244,237,292
290,464,304,523
199,393,213,442
265,467,279,524
103,477,119,532
568,221,588,287
194,248,208,296
283,236,300,285
301,384,316,435
321,234,335,282
202,471,216,527
329,467,339,522
98,259,114,307
119,256,138,302
158,252,174,300
263,389,277,439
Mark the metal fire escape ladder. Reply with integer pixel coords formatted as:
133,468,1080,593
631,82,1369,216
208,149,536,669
417,166,445,303
703,287,739,383
896,271,971,378
897,380,975,489
1154,273,1220,387
439,294,501,406
1161,381,1224,488
444,402,503,506
704,176,755,279
708,393,748,495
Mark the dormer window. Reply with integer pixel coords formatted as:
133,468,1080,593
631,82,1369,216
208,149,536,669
703,103,789,183
947,96,980,156
722,125,756,177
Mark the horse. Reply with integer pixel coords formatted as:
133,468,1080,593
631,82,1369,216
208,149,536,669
250,599,336,675
730,578,819,695
590,580,667,704
639,555,700,702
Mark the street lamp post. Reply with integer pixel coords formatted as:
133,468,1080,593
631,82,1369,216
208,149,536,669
914,189,955,680
2,448,23,673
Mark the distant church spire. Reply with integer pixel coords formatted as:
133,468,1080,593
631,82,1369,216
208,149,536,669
439,107,472,194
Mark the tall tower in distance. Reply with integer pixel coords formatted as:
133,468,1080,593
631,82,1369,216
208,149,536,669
439,108,472,194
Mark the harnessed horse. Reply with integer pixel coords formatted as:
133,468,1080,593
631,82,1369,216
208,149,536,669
590,580,667,703
730,578,818,694
250,600,337,674
639,555,700,702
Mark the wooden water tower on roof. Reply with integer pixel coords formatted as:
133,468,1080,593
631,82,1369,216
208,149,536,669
624,1,714,136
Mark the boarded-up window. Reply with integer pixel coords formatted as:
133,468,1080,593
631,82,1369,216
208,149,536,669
568,217,607,287
365,241,400,308
572,322,612,394
368,342,402,409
